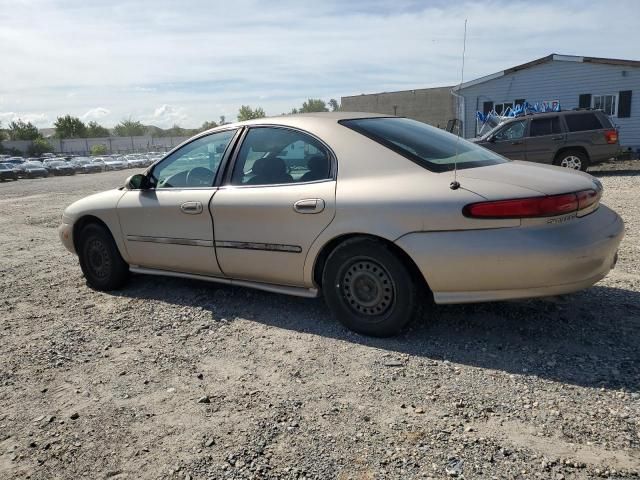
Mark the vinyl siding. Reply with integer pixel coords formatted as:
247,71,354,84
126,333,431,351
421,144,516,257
458,60,640,149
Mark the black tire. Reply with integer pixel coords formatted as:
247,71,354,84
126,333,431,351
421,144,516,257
322,238,418,337
78,223,129,291
554,149,589,172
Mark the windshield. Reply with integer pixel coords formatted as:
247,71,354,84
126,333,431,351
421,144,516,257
49,161,65,166
26,162,43,167
340,117,508,172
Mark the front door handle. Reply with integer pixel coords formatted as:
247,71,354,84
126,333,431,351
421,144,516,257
511,140,523,145
551,135,564,140
180,201,203,215
293,198,325,214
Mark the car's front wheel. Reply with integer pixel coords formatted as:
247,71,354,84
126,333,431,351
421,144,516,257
78,223,129,291
322,238,418,337
554,149,589,171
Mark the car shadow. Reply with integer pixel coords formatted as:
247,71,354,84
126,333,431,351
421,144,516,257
112,275,640,392
591,169,640,177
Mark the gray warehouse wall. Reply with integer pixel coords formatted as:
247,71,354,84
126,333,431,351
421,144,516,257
2,135,190,154
341,86,455,129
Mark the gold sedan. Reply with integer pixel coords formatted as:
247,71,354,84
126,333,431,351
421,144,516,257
59,113,624,336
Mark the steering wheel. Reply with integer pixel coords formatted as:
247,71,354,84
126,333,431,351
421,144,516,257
186,167,215,187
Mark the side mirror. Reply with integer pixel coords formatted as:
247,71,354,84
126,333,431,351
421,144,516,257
125,173,150,190
487,135,496,143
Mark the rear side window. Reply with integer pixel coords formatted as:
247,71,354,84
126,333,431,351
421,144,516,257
530,117,561,136
564,113,603,132
340,117,508,172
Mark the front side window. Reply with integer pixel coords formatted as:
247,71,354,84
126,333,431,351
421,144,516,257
151,129,237,188
530,117,561,137
230,127,331,186
593,94,617,116
494,120,527,141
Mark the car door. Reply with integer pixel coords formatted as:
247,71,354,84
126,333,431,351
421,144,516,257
486,119,528,160
117,129,238,275
211,126,336,287
525,116,564,164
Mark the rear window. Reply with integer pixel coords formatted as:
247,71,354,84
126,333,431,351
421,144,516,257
564,113,603,132
340,117,508,172
530,117,561,136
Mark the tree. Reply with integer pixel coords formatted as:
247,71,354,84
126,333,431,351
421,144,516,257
200,120,218,131
90,144,108,155
8,120,40,140
54,115,87,138
86,121,110,137
219,115,226,125
27,137,53,156
237,105,266,122
328,98,340,112
114,118,146,137
299,99,328,113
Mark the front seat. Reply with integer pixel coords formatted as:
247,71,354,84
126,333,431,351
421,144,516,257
300,155,329,182
246,156,293,185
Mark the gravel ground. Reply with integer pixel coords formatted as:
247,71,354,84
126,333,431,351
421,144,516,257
0,162,639,480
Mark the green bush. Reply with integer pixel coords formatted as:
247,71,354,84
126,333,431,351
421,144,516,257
90,144,108,155
27,138,53,156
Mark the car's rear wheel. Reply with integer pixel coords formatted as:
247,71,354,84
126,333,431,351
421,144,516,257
322,238,418,337
554,149,589,171
78,223,129,291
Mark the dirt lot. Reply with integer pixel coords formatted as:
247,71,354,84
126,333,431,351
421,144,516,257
0,163,639,479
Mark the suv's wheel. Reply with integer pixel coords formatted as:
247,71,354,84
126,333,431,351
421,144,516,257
322,238,418,337
78,223,129,291
554,149,589,171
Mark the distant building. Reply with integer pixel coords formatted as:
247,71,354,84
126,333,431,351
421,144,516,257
341,86,455,129
341,54,640,151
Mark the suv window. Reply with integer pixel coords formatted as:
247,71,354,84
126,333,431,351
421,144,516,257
494,120,527,141
564,113,603,132
530,117,561,137
151,129,236,188
231,127,331,186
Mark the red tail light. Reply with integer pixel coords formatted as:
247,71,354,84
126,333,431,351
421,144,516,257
463,189,600,219
604,129,618,144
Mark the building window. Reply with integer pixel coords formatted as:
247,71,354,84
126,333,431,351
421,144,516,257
592,94,617,116
494,102,513,115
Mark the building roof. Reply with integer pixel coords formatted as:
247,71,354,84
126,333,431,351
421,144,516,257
453,53,640,91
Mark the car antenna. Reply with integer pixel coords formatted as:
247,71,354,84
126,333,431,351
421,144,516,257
450,18,467,191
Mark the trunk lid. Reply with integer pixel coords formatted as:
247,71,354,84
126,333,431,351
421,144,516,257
457,160,598,197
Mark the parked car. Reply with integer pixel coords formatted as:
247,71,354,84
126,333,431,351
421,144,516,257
90,158,107,170
59,113,623,337
102,157,128,171
72,157,104,174
44,160,75,176
4,157,25,165
21,161,49,179
124,155,147,168
472,110,618,171
0,163,19,181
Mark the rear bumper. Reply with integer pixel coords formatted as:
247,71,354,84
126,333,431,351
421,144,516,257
396,205,624,304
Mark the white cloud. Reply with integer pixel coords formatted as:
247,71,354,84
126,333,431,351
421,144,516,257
82,107,111,121
142,104,188,128
0,111,49,127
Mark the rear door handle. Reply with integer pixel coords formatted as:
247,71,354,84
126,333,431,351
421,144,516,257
293,198,325,214
551,136,564,140
180,201,203,214
510,140,523,145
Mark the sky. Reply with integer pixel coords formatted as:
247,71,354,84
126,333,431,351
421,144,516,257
1,0,638,129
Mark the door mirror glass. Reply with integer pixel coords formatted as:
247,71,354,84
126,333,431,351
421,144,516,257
126,173,149,190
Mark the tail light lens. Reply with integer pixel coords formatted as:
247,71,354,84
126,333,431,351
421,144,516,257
463,189,600,219
604,129,618,144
